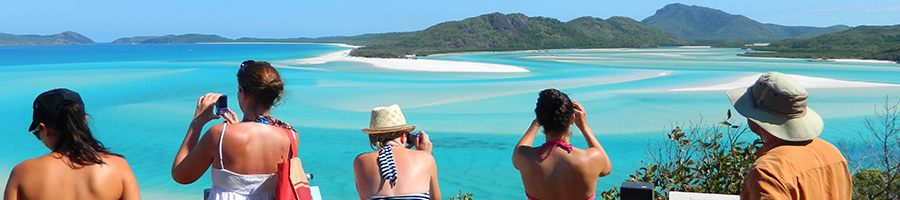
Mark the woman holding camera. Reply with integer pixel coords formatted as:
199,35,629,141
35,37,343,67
512,89,612,200
4,88,141,200
172,60,302,200
353,104,440,200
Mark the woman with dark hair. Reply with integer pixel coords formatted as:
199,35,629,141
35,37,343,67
172,60,303,200
4,88,141,200
512,88,612,200
353,104,439,200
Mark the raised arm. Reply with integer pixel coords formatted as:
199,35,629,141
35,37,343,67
572,100,611,177
171,93,237,184
512,119,541,169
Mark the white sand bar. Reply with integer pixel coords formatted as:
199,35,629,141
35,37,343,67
295,50,529,73
671,73,900,92
829,59,897,64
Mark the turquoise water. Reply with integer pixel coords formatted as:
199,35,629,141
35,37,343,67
1,44,898,199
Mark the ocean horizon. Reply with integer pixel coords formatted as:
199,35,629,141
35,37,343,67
1,43,898,199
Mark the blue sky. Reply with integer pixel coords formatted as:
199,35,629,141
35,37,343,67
2,0,898,42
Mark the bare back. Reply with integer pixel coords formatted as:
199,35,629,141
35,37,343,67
4,153,140,200
514,145,608,200
212,122,293,174
353,147,438,199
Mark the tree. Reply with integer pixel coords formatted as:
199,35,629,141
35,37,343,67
839,97,900,200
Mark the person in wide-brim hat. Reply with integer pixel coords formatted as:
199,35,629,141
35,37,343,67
353,104,440,200
727,72,851,200
726,71,823,141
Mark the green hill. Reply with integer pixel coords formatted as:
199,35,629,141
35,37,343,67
742,25,900,62
642,3,850,43
111,34,233,44
351,13,688,58
0,31,95,46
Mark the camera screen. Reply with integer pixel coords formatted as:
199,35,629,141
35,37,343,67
216,95,227,115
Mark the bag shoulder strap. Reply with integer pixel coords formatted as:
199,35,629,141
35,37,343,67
282,128,298,158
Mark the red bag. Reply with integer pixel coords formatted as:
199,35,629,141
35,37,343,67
275,129,313,200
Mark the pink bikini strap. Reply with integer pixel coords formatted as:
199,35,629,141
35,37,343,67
538,140,574,159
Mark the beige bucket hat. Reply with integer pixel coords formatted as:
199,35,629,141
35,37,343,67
726,72,823,142
362,104,416,134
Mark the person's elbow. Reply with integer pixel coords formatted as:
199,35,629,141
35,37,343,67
171,170,197,185
598,163,612,177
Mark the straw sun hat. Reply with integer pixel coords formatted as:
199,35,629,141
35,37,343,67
362,104,416,134
726,72,823,142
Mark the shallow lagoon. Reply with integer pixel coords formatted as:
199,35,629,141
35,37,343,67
1,44,898,199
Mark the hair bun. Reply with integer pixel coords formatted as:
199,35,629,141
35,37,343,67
237,61,284,108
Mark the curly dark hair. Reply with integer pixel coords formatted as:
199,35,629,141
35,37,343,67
535,88,574,136
237,60,284,108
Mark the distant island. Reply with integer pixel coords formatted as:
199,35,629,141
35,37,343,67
642,3,850,44
741,25,900,62
110,32,418,46
349,13,689,58
0,31,94,46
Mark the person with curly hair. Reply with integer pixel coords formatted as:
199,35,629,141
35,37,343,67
512,88,611,200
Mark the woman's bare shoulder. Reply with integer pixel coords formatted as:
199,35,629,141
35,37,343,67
100,154,132,168
10,156,49,175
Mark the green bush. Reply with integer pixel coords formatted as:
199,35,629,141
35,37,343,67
448,190,474,200
600,111,761,200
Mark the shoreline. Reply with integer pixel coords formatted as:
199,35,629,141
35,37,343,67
293,49,529,73
670,73,900,92
812,58,898,64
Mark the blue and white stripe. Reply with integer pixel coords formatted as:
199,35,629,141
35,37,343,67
378,145,398,186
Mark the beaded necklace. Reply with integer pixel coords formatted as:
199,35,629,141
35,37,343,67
243,115,297,133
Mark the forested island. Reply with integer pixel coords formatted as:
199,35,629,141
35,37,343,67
0,31,94,46
642,3,850,43
348,13,689,58
741,25,900,62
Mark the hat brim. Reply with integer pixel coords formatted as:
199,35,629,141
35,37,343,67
28,121,38,132
361,125,416,135
727,87,823,141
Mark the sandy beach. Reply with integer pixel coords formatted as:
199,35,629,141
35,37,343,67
829,59,897,64
671,73,900,92
294,50,529,73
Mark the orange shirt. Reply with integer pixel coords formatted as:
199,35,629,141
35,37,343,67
740,138,852,200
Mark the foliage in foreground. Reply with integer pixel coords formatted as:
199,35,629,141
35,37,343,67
599,97,900,200
839,97,900,200
599,111,761,200
448,190,474,200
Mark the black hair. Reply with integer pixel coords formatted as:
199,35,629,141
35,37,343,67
535,88,574,136
237,61,284,109
41,100,121,166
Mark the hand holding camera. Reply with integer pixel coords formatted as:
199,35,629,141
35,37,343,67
193,93,238,125
406,130,433,154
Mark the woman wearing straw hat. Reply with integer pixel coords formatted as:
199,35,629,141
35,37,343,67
353,104,440,200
